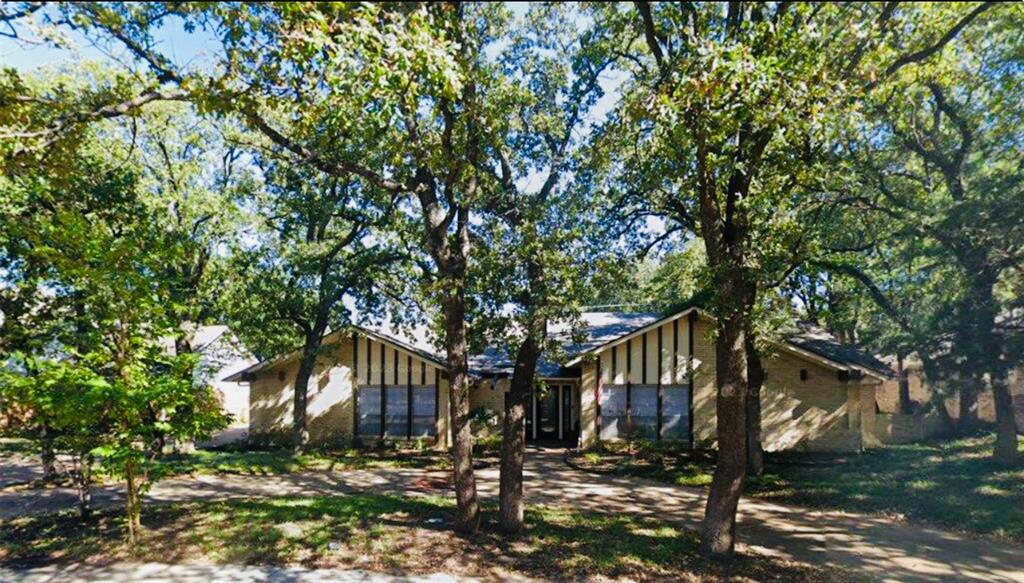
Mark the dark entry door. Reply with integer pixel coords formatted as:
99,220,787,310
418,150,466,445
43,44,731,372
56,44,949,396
536,387,559,440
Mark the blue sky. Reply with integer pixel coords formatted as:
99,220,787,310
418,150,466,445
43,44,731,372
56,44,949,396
2,4,668,243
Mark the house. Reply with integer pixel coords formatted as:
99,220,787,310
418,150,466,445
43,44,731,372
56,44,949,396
876,356,1024,437
227,307,895,452
186,325,258,444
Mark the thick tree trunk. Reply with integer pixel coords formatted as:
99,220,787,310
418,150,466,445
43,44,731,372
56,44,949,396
293,318,330,452
700,308,749,558
957,376,980,435
991,371,1019,465
443,288,480,534
292,345,318,451
745,337,764,477
499,331,543,533
897,353,913,415
920,355,956,434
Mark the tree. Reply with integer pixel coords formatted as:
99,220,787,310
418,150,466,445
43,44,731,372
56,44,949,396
822,2,1022,462
462,3,617,533
590,2,996,556
222,162,399,448
0,136,228,543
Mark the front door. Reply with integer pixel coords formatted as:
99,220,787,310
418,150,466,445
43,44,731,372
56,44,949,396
536,386,560,440
525,384,576,442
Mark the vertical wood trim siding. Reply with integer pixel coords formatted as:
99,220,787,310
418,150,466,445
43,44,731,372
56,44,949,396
657,326,663,439
642,332,648,384
406,353,412,439
688,311,696,447
674,319,679,384
353,333,359,436
596,354,603,435
626,338,633,433
379,340,386,437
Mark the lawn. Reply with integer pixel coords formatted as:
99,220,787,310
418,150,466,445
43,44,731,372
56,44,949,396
569,435,1024,542
149,446,451,478
0,493,844,582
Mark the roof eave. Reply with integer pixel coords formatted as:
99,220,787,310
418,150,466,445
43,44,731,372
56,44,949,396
563,307,703,367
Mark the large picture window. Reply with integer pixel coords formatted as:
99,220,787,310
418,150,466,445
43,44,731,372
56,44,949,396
358,384,437,439
357,386,382,436
597,383,692,444
599,385,628,439
661,385,691,441
631,385,658,439
412,387,437,437
385,387,408,437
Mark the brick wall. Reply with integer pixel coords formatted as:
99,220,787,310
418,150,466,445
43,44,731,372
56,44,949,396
878,361,1024,430
249,335,450,448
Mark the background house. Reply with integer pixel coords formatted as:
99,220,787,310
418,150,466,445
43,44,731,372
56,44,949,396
187,325,258,446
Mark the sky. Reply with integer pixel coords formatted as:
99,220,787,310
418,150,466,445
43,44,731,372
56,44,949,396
1,4,668,243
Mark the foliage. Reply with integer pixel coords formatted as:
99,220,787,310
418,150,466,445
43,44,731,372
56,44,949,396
0,68,231,542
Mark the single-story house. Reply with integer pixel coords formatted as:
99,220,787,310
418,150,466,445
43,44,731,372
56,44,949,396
227,307,894,453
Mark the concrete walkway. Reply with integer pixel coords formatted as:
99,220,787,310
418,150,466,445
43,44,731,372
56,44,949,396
0,562,476,583
2,448,1023,583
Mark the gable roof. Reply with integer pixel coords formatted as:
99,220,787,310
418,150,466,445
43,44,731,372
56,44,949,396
783,322,894,380
224,308,894,383
222,323,447,382
562,307,894,382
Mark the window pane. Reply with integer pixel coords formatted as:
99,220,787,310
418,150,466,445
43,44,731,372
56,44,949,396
412,386,437,437
357,387,381,436
599,385,627,440
385,387,408,437
662,385,690,441
632,385,658,440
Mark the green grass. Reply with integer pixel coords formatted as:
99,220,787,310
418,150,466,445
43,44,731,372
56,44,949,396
135,447,451,479
0,494,841,581
572,435,1024,542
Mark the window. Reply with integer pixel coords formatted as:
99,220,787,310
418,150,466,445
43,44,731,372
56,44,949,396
631,385,658,439
357,387,382,436
412,387,437,437
385,387,408,437
359,384,437,439
599,385,627,439
661,385,690,441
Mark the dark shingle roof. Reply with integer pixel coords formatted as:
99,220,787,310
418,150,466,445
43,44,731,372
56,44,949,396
784,322,894,379
468,312,665,378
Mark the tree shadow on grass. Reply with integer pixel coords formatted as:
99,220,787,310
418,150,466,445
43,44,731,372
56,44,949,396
0,494,837,581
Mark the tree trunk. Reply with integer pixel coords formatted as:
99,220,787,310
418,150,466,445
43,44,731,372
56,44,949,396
499,330,543,533
745,337,764,477
700,307,749,558
443,287,480,534
292,337,321,452
75,454,93,519
957,376,979,435
124,459,142,546
897,353,913,415
991,371,1019,465
920,355,956,435
39,423,58,482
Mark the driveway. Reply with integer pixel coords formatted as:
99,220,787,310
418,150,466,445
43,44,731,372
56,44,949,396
2,447,1022,583
0,562,477,583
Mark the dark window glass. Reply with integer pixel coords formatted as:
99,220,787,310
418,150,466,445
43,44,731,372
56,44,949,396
661,385,690,441
357,387,382,436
